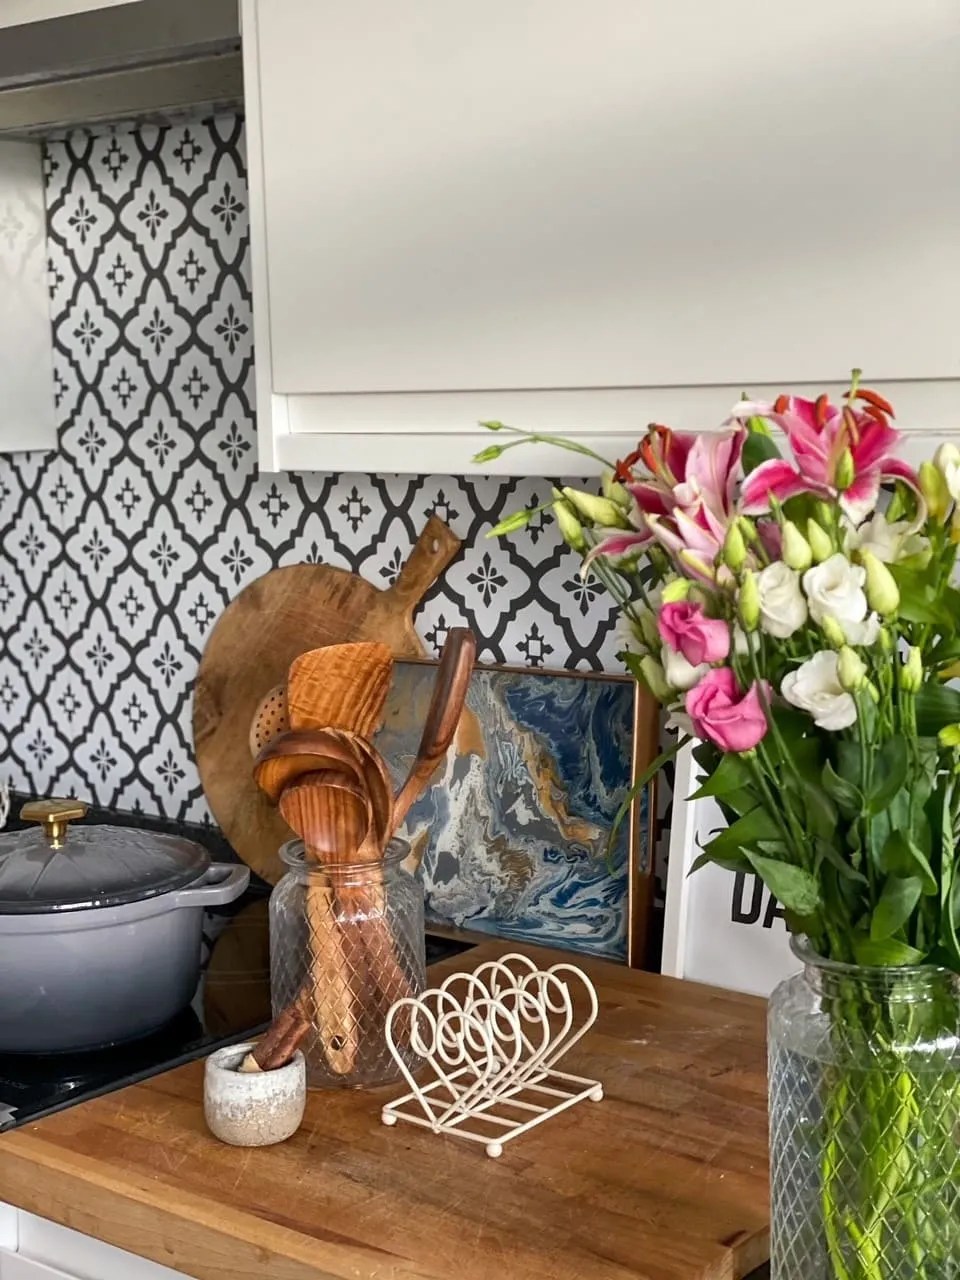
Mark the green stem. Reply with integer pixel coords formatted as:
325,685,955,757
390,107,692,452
484,427,618,471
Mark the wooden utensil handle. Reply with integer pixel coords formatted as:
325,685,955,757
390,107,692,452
387,517,461,611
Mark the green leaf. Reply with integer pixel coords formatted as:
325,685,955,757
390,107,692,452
704,806,784,859
688,848,752,876
691,752,755,800
821,760,863,819
878,831,937,896
742,431,782,475
743,851,821,916
916,683,960,736
603,734,691,868
836,741,864,789
783,777,838,841
867,738,909,814
870,875,923,941
815,838,868,884
853,937,926,967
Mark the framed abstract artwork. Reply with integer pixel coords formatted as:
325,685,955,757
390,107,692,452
375,661,658,966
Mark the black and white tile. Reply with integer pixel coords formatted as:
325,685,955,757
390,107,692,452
0,112,628,824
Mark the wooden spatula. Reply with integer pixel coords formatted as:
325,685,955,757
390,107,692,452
287,642,394,738
391,628,476,835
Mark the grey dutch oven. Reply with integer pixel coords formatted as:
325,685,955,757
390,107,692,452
0,799,249,1053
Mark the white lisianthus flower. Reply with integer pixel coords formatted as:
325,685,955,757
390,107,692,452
781,651,858,731
756,562,807,639
844,514,930,566
662,646,708,692
802,554,880,645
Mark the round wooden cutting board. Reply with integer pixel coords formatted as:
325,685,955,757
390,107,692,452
193,517,460,884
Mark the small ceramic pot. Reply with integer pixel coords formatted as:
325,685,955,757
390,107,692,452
203,1042,306,1147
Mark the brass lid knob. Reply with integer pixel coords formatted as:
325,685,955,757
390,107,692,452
20,798,89,849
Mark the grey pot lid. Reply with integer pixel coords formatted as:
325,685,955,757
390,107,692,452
0,799,210,913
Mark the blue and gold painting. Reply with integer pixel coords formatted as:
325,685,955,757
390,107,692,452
376,662,643,961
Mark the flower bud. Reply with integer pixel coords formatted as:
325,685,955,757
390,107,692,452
820,615,847,648
638,655,672,703
939,723,960,749
738,570,760,632
737,516,760,545
722,522,748,572
479,420,505,431
551,492,586,553
679,550,716,581
661,577,691,604
561,487,630,529
637,608,660,652
781,520,813,572
837,646,867,692
835,448,856,492
487,507,531,537
919,461,950,521
900,645,923,693
877,626,894,655
600,469,632,509
806,519,834,564
861,550,900,618
473,444,505,464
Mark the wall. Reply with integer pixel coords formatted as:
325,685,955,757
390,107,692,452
0,112,622,822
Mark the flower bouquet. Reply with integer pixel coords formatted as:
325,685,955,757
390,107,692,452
481,375,960,1279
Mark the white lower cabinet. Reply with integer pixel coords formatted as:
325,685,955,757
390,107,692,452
0,1207,191,1280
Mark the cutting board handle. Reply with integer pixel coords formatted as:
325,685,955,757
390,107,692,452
388,517,461,612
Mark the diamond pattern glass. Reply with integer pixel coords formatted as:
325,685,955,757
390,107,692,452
270,839,426,1089
768,952,960,1279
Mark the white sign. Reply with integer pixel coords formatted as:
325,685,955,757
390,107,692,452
661,743,798,997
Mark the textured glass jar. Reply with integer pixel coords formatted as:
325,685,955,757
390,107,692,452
269,838,426,1089
768,942,960,1280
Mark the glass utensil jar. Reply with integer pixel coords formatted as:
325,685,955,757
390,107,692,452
269,838,426,1088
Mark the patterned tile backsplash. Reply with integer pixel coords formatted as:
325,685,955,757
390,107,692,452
0,112,625,822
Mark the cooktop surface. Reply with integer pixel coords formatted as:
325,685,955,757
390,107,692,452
0,798,474,1130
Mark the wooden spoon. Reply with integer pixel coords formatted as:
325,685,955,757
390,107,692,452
391,628,476,834
278,769,371,860
277,769,373,1077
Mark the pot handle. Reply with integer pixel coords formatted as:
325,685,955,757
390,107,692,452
172,864,250,908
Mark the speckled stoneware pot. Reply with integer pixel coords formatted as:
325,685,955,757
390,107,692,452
204,1042,306,1147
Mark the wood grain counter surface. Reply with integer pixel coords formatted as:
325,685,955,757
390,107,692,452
0,941,770,1280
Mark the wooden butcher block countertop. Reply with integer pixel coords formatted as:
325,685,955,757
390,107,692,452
0,941,770,1280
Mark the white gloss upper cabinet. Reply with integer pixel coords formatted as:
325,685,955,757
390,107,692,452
0,1,139,26
0,140,56,455
243,0,960,475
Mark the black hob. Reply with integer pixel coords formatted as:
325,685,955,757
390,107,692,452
0,797,473,1131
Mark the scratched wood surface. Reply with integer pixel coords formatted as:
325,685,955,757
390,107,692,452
0,941,770,1280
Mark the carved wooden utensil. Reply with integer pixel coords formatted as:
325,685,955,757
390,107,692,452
391,628,476,835
287,642,393,738
277,769,374,1077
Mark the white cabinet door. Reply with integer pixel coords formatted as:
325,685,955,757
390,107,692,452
0,139,56,454
0,1255,76,1280
0,1,140,26
15,1212,191,1280
244,0,960,474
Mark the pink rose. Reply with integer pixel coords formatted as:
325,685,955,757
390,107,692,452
685,668,770,752
658,601,730,666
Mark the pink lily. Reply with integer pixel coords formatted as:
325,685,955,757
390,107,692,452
735,391,919,523
584,424,746,579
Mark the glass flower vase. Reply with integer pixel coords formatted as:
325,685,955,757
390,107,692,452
768,942,960,1279
269,838,426,1089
